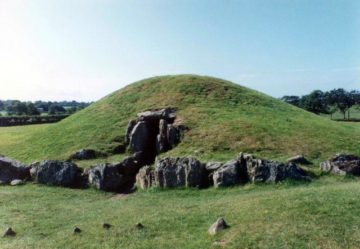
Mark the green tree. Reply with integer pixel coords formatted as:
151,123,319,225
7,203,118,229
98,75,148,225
48,105,56,115
12,101,28,115
299,90,328,114
328,89,355,120
26,103,40,115
48,104,66,115
281,96,301,107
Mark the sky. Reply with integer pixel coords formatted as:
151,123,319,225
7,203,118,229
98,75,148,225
0,0,359,101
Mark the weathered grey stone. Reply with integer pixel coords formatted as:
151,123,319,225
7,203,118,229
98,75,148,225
154,157,206,188
88,164,124,192
167,124,181,148
3,227,16,237
137,109,164,121
0,156,30,184
320,154,360,176
246,158,279,183
206,162,223,186
136,166,153,190
125,108,183,165
284,163,311,181
212,153,310,187
287,155,310,165
205,162,223,172
213,159,247,187
29,161,40,179
242,153,309,183
208,218,229,235
129,121,149,153
156,119,169,153
125,119,137,145
116,155,144,190
31,160,82,187
10,179,24,186
69,149,98,160
117,156,141,177
137,108,176,123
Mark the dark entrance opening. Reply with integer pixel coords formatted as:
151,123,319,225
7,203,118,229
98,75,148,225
126,108,181,165
142,119,161,165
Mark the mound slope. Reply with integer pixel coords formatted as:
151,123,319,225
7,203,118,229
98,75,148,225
0,75,359,163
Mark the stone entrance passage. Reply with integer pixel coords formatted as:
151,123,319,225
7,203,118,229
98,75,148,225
125,108,183,165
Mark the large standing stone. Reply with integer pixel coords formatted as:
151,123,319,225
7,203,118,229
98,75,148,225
205,162,223,185
125,119,137,145
31,160,82,187
167,124,181,148
245,157,279,183
136,166,153,190
242,153,309,183
88,164,124,192
156,119,169,153
212,159,247,187
0,156,30,184
154,157,206,188
320,154,360,176
129,121,149,153
125,108,183,165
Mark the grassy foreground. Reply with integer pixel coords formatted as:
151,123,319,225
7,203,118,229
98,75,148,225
0,75,360,163
0,177,360,249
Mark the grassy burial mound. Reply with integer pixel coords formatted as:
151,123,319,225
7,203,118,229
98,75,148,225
0,74,359,164
1,75,360,249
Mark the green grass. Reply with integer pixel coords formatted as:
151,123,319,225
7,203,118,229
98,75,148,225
0,75,359,164
0,177,360,249
74,154,128,169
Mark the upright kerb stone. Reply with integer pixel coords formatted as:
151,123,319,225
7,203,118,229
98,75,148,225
129,121,149,153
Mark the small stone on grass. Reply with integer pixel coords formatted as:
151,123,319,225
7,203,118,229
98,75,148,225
10,179,24,186
135,223,144,229
103,223,112,229
73,227,82,234
208,218,229,235
3,227,16,237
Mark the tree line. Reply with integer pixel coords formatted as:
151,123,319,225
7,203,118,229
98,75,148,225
281,89,360,120
0,100,91,116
